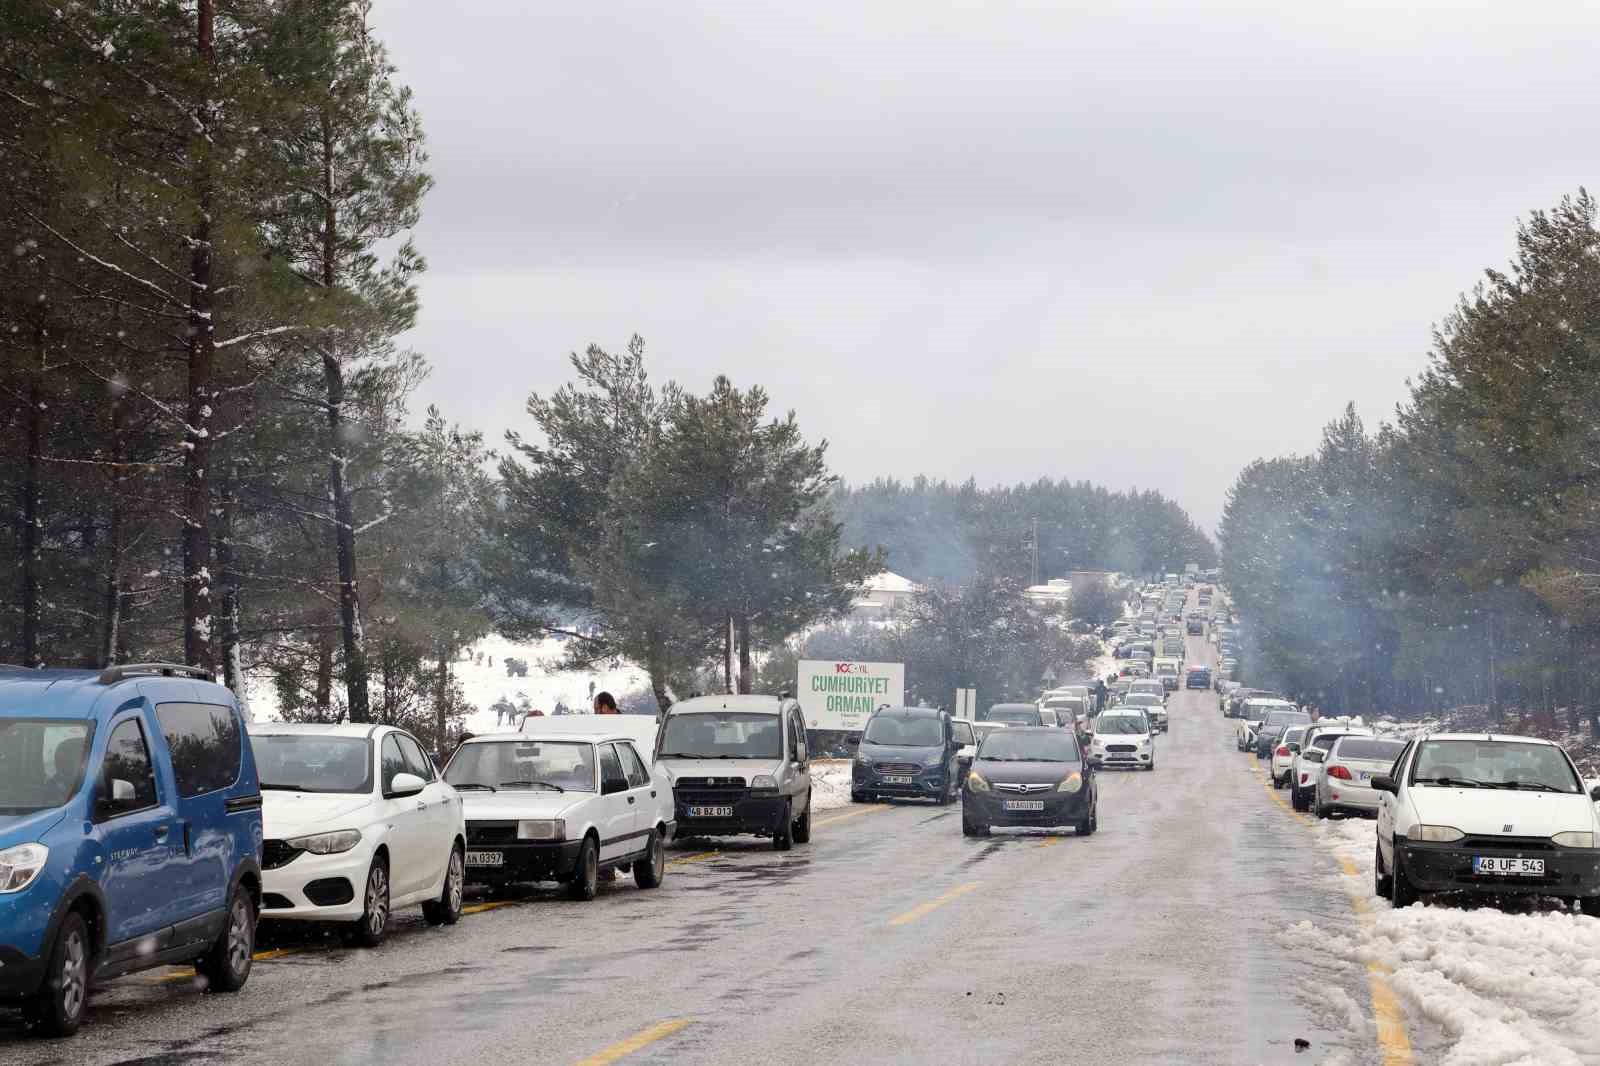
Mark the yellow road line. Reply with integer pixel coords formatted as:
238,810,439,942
814,805,888,828
667,850,719,867
1267,778,1414,1064
150,946,304,983
1037,836,1066,849
572,1019,691,1066
462,900,521,915
888,881,981,927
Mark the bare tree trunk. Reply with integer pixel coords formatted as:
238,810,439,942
215,467,249,717
183,0,218,673
724,613,736,694
19,318,44,667
100,394,126,667
434,638,452,750
647,644,673,716
737,613,753,694
314,628,334,719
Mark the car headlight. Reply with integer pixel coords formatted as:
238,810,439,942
751,774,778,791
1553,831,1596,848
966,770,990,793
1413,825,1464,844
1057,772,1083,794
854,750,870,764
284,829,362,855
517,819,564,841
924,751,945,766
0,843,48,893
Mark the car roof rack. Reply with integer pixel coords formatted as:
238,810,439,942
98,662,214,685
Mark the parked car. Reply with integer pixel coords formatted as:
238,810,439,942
1268,725,1308,788
1314,736,1408,818
1290,722,1375,812
962,727,1096,837
656,695,811,850
448,727,675,897
1087,709,1156,770
249,723,465,945
954,720,1007,786
1253,705,1311,760
0,663,262,1036
1186,665,1212,689
852,706,962,804
1374,733,1600,911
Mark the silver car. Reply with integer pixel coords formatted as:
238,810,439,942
1313,735,1408,818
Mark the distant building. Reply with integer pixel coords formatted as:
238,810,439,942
852,571,923,619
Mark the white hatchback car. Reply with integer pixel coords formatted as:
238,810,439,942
1313,735,1408,818
1269,725,1308,788
1289,723,1374,811
1088,710,1155,770
445,729,675,900
1375,732,1600,911
250,724,466,946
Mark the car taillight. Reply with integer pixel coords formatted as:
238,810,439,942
1327,765,1353,780
1275,745,1290,757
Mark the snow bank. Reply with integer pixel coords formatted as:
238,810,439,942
1302,818,1600,1065
811,761,853,811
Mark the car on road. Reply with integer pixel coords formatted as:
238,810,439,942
1253,704,1310,760
1042,696,1090,729
1186,664,1211,689
250,723,465,945
1187,618,1205,635
1313,736,1407,818
983,703,1045,727
448,728,675,897
656,694,811,851
954,720,1006,786
1153,657,1182,692
961,727,1096,837
1087,709,1156,770
1373,733,1600,912
1119,692,1168,733
1289,722,1375,811
0,663,262,1037
1128,678,1168,705
1269,725,1307,787
852,705,962,804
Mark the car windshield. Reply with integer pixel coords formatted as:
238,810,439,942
0,718,94,814
1263,711,1308,728
1123,694,1162,707
863,716,944,746
659,713,783,759
986,708,1041,725
445,741,597,792
1410,740,1582,792
251,734,373,793
1335,739,1407,763
1096,715,1148,735
977,730,1080,762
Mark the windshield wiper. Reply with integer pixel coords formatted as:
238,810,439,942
499,780,564,792
1499,781,1567,793
660,753,745,759
450,782,496,792
1415,777,1485,788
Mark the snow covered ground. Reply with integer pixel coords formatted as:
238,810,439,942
1294,814,1600,1066
810,760,853,811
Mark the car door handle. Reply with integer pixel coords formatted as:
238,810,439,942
416,801,429,811
154,825,170,844
650,791,657,798
627,796,636,805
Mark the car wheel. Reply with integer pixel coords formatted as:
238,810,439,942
567,836,600,901
423,845,465,926
773,800,795,851
850,789,867,804
1374,841,1393,899
198,884,255,993
1390,848,1418,909
633,828,665,889
1290,785,1304,812
792,792,812,844
351,857,391,947
962,813,990,837
1580,896,1600,919
27,911,90,1037
1314,798,1330,820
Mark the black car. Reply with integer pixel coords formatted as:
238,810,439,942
1254,709,1311,759
961,727,1096,837
851,706,961,804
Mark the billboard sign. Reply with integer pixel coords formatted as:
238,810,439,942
797,659,906,732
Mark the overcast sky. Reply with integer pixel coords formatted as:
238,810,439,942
370,0,1600,534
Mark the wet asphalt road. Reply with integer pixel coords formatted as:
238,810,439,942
1,632,1395,1066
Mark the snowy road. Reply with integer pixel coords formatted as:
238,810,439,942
3,634,1428,1065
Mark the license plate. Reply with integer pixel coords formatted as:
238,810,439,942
1004,800,1045,811
688,805,734,818
1359,771,1373,780
465,851,503,867
1473,856,1545,876
882,775,913,785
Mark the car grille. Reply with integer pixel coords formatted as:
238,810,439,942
466,821,519,845
874,762,921,775
677,788,752,806
262,839,303,870
1457,835,1554,852
1107,744,1137,753
672,776,746,788
995,782,1054,794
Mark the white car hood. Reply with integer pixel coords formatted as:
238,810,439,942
262,790,373,836
660,758,780,780
458,790,587,821
1408,787,1597,838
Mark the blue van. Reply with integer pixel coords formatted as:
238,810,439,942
0,663,263,1036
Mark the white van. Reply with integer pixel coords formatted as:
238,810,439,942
1153,657,1182,692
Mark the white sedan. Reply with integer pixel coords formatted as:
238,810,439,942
249,723,467,946
445,729,676,901
1313,735,1408,818
1290,723,1374,812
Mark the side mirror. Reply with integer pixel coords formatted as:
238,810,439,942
603,776,629,796
389,772,426,797
1371,774,1398,795
111,778,136,803
1289,744,1301,754
846,735,861,747
1590,785,1600,802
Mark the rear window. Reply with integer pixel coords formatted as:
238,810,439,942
1334,739,1406,762
156,702,243,798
